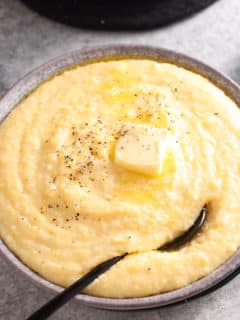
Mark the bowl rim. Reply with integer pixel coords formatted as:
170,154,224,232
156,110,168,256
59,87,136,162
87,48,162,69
0,45,240,311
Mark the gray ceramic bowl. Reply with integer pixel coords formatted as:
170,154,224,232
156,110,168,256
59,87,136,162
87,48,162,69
0,45,240,311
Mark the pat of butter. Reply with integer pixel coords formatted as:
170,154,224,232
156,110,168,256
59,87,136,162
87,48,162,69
115,126,173,176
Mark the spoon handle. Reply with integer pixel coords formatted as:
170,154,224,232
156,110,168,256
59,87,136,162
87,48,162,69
26,253,127,320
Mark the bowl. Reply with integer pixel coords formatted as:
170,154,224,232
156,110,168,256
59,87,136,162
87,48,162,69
0,45,240,311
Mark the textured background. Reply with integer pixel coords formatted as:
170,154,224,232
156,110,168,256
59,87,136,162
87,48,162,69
0,0,240,319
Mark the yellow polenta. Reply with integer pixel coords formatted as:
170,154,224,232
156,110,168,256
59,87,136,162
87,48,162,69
0,59,240,298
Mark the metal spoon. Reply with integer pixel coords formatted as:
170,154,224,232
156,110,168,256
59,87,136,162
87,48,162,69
26,205,207,320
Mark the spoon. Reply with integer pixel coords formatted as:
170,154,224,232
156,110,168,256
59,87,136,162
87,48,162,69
26,205,207,320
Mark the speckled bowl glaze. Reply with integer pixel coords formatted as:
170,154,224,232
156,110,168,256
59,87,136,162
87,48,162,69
0,46,240,311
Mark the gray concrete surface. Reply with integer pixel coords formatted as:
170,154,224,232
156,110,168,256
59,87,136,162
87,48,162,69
0,0,240,319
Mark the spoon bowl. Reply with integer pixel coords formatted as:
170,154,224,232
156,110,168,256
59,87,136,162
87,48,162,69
159,205,207,251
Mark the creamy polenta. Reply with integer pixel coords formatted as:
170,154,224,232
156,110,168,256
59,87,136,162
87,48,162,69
0,59,240,298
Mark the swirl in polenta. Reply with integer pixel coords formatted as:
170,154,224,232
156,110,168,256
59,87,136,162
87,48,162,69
0,59,240,298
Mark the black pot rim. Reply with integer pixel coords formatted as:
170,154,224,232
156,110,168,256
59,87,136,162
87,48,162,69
20,0,219,30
